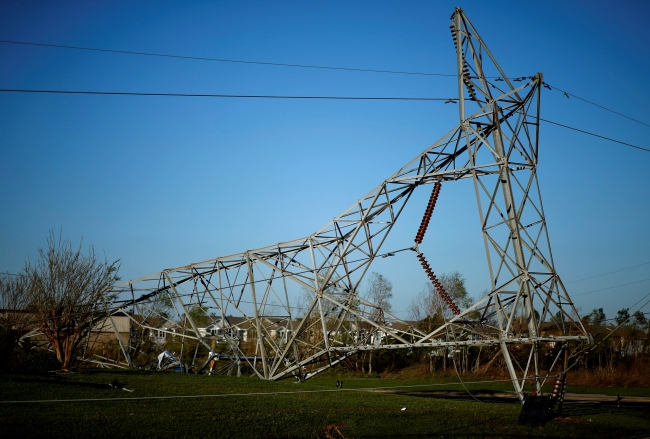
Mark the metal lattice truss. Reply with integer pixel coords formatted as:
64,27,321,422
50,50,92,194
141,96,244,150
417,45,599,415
91,8,590,401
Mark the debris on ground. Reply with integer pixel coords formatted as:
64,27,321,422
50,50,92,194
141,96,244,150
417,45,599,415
323,422,348,439
108,378,135,392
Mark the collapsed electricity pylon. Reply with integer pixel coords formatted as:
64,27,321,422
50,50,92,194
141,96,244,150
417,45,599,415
89,8,590,402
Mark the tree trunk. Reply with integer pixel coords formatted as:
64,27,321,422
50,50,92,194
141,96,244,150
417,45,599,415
474,347,482,372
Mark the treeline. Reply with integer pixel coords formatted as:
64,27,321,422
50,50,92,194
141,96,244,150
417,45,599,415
336,273,650,387
339,321,650,379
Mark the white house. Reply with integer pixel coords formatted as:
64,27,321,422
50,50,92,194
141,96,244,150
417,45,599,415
201,316,252,342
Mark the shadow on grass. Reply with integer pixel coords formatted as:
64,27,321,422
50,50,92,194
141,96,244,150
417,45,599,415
405,389,518,405
558,404,650,418
368,412,573,438
0,375,119,390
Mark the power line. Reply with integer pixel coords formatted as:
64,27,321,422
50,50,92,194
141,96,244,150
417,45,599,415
539,118,650,153
565,261,650,284
0,39,458,77
0,89,452,101
545,83,650,129
4,39,649,131
565,291,650,374
588,310,650,324
0,88,646,153
573,278,650,297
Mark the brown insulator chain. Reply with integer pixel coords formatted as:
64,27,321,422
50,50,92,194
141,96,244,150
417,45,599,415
451,26,477,101
450,25,458,49
462,61,478,101
413,182,461,315
416,253,460,315
414,181,441,244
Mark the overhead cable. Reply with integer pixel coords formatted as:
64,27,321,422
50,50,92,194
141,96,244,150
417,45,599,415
565,261,650,284
545,82,650,129
586,310,650,324
573,278,650,297
539,118,650,153
565,292,650,374
0,88,451,101
3,39,649,129
0,39,457,77
0,89,647,153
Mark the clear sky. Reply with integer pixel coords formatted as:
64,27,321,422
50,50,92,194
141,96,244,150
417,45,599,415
1,0,649,321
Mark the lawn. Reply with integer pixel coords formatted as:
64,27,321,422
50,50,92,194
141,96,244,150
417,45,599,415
1,370,649,438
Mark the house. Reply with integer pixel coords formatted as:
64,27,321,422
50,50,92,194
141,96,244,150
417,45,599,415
201,316,253,342
146,317,177,346
90,311,133,345
91,312,176,347
198,316,311,344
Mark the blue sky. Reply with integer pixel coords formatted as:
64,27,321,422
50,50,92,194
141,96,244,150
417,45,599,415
1,0,649,321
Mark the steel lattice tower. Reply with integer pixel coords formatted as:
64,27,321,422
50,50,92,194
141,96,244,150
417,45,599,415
83,8,590,402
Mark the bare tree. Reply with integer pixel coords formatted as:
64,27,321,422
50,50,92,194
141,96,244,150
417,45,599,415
362,272,393,374
365,272,393,316
408,272,473,329
0,273,32,366
296,286,316,319
407,287,428,322
407,282,443,332
25,232,120,370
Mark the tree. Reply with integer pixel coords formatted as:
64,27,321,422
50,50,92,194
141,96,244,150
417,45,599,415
632,310,647,329
408,283,443,331
615,308,631,326
296,286,316,319
25,232,120,370
439,272,473,308
188,305,209,327
150,291,174,319
585,308,606,325
360,272,393,375
407,271,474,328
0,273,31,368
365,272,393,315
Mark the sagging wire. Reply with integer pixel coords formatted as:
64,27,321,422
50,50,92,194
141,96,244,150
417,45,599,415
539,117,650,153
572,277,650,296
544,82,650,129
562,291,650,375
451,347,484,403
565,261,650,284
0,89,455,101
0,39,525,78
0,377,530,404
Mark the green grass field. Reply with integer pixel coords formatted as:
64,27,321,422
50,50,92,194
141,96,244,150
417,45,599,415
1,370,649,438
